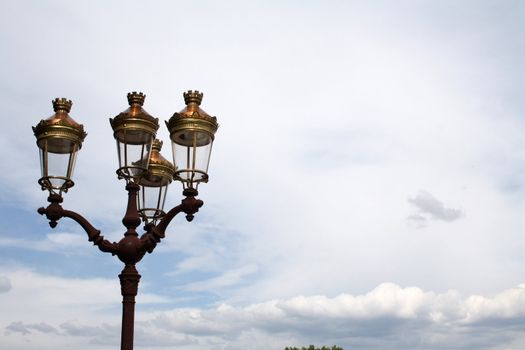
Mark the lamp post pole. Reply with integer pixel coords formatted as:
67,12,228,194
33,91,218,350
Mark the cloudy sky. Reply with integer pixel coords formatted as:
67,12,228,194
1,0,525,349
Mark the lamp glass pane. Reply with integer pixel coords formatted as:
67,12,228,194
138,182,169,223
115,130,153,179
39,138,78,192
172,132,213,186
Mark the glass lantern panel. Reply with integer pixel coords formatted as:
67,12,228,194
114,128,153,145
138,183,169,223
172,131,213,187
115,129,153,179
39,138,78,192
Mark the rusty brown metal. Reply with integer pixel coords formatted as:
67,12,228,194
37,183,204,350
119,265,140,350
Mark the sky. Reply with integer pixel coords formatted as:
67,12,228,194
1,0,525,349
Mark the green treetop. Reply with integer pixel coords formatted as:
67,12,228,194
284,346,344,350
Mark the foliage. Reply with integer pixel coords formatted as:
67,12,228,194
284,346,344,350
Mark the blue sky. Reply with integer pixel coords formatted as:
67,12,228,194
1,0,525,349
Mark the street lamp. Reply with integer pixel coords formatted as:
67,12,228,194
167,90,218,193
33,98,87,196
137,139,175,224
110,92,159,181
32,91,219,350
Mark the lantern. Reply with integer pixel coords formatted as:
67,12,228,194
137,140,175,223
165,91,218,191
33,98,87,195
110,92,159,181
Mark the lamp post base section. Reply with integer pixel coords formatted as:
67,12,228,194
119,264,141,350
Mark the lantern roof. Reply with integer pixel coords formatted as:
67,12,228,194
165,90,219,146
33,98,87,153
110,92,159,143
137,139,175,187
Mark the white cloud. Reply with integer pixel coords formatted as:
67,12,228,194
5,321,58,335
3,0,522,291
182,264,259,292
0,233,90,253
408,190,464,225
0,267,168,327
0,276,11,293
5,280,525,349
143,283,525,349
5,322,31,335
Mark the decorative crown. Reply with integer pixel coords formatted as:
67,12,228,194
183,90,203,105
52,98,72,113
127,91,146,106
151,139,163,151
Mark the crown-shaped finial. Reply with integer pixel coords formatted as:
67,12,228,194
127,91,146,106
151,139,163,151
52,98,72,113
183,90,203,105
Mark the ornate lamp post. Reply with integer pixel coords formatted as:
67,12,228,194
32,91,218,350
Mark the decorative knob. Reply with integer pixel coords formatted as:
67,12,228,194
52,98,72,113
183,90,203,105
151,139,163,152
127,91,146,106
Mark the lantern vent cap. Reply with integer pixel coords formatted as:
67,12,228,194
151,139,163,152
127,91,146,106
52,98,73,113
183,90,203,105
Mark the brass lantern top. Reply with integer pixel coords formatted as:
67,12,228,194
138,140,175,187
33,98,87,153
110,92,159,144
166,90,219,147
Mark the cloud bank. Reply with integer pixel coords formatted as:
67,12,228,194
4,277,525,350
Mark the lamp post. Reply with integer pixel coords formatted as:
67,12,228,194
32,91,218,350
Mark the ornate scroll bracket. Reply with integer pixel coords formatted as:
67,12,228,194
138,191,203,255
37,194,117,255
37,185,204,262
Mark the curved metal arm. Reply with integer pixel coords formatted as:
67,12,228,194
61,209,118,254
140,196,203,254
38,194,117,255
159,196,203,235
